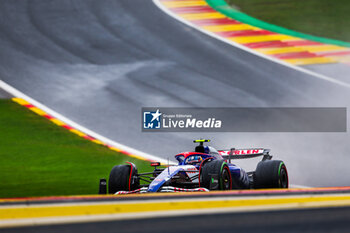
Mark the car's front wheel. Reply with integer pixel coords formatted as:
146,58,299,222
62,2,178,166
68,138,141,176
108,163,139,194
200,160,232,190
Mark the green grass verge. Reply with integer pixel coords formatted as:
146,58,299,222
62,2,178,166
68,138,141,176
226,0,350,43
0,99,151,198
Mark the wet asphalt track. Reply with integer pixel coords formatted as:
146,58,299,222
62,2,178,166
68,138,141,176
2,188,350,233
0,0,350,187
2,207,350,233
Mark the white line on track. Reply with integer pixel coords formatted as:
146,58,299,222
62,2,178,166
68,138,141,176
152,0,350,89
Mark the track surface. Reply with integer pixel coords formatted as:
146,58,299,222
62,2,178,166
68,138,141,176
0,187,350,233
0,0,350,187
3,207,350,233
2,188,350,232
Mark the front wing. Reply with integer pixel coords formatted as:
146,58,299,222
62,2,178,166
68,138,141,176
115,186,209,195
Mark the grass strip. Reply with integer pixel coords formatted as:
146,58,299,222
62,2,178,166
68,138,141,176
207,0,350,47
0,99,151,198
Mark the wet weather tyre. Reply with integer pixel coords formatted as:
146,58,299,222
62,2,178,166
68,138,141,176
108,164,139,194
254,160,288,189
200,160,232,190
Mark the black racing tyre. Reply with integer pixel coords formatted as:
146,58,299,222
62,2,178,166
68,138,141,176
108,164,139,194
254,160,288,189
200,160,232,190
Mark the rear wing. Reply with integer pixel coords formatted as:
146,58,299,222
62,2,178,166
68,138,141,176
218,148,272,163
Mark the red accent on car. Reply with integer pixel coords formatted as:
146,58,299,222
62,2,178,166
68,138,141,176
125,162,133,191
198,157,213,188
151,162,161,167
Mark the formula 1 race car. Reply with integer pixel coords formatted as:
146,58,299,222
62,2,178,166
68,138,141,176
107,139,288,194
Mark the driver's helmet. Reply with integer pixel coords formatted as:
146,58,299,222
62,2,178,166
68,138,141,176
204,146,210,154
187,155,203,164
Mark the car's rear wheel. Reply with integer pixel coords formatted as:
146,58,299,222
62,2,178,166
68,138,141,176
200,160,232,190
254,160,288,189
108,163,139,194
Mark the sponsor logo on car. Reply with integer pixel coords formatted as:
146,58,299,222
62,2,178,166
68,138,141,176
218,149,264,155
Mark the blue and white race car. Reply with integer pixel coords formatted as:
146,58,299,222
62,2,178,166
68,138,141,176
107,139,288,194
